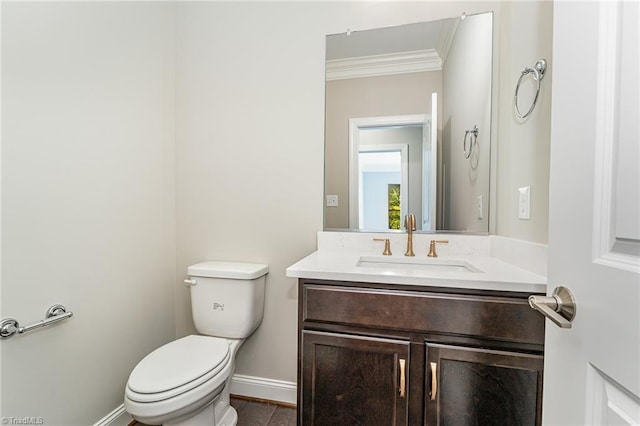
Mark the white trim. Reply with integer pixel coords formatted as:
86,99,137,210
357,143,409,229
422,92,438,231
436,18,459,67
326,50,441,81
585,363,640,425
0,0,3,417
591,1,640,273
93,404,130,426
348,115,427,230
230,374,297,405
92,377,297,426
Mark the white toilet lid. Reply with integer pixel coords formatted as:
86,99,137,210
128,335,230,395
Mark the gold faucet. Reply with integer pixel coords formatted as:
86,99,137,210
373,238,392,255
404,214,416,256
427,239,449,257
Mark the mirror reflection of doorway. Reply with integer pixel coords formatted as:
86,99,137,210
349,113,435,230
358,149,406,230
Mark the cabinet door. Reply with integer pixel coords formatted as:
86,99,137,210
301,330,410,426
425,343,543,426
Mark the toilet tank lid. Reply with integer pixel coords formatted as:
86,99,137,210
187,261,269,279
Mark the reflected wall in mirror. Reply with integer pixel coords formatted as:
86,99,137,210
324,12,493,233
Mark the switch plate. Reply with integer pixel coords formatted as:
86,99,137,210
326,195,339,207
518,186,531,220
476,195,483,219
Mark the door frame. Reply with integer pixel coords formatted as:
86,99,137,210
357,144,409,230
348,114,430,229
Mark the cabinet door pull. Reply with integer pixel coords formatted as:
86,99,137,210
430,361,438,401
399,358,406,398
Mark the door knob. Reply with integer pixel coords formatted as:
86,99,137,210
528,286,576,329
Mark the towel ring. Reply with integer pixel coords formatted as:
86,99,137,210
515,59,547,119
463,125,479,159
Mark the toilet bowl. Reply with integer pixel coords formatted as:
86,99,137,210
124,261,268,426
125,336,240,425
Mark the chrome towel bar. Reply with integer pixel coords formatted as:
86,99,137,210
0,304,73,339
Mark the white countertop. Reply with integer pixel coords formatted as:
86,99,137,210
286,250,547,294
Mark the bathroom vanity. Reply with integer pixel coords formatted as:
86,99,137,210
287,233,548,425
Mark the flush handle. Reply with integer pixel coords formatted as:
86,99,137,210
528,286,576,329
184,279,197,286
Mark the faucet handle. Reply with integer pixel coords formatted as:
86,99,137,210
373,238,392,256
404,214,416,231
427,240,449,257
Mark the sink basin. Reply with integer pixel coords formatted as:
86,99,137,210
356,256,483,273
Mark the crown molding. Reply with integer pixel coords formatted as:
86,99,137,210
436,18,459,67
326,49,442,81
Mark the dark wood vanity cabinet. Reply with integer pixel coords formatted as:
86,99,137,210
301,331,411,425
297,279,545,426
425,344,543,426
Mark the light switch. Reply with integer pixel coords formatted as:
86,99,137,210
476,195,483,220
518,186,531,220
326,195,339,207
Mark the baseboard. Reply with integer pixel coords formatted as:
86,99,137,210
230,374,297,405
94,375,296,426
94,404,132,426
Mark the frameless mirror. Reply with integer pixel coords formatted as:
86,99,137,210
324,12,493,233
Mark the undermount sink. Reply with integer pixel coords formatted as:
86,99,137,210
356,256,483,273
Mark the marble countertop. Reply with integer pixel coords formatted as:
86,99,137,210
286,250,547,294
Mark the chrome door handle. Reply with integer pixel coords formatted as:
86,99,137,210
529,286,576,329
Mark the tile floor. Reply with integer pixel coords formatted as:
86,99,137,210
230,397,296,426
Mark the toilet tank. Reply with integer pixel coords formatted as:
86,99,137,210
187,261,268,339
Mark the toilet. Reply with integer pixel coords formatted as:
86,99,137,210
124,261,268,426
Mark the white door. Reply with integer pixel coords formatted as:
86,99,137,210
542,1,640,424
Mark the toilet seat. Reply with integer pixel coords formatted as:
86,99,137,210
126,335,231,403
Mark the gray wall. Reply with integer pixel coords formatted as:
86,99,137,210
441,12,493,232
494,1,553,243
1,3,176,424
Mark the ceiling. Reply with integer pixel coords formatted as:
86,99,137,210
326,19,445,61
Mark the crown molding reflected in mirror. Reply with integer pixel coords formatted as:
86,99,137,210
324,12,493,234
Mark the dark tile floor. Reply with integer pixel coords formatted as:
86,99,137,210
230,397,296,426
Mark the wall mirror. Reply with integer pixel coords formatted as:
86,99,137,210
324,12,493,233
